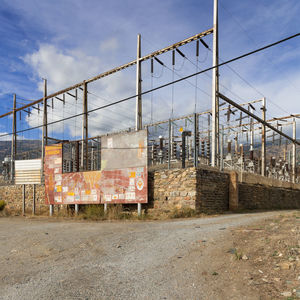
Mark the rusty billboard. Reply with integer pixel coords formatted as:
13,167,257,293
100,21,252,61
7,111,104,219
44,130,148,205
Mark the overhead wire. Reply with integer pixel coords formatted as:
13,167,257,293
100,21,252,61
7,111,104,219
0,31,299,139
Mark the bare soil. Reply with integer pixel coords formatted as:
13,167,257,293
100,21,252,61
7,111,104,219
0,210,299,300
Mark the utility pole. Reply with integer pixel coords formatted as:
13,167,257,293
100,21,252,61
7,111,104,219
11,94,17,182
41,79,47,176
81,81,88,170
168,119,171,169
292,118,296,183
211,0,219,167
136,34,142,216
135,34,142,131
250,106,254,160
261,97,266,176
193,113,198,167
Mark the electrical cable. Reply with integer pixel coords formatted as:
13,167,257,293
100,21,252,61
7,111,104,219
0,31,299,138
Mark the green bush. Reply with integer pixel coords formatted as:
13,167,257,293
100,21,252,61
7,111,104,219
0,200,6,211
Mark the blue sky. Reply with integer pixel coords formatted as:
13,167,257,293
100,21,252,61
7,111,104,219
0,0,300,140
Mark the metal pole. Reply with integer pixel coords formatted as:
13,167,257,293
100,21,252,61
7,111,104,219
261,97,266,176
41,79,47,176
75,204,79,215
104,203,108,214
135,34,142,131
11,93,16,182
182,132,186,168
22,184,25,216
250,106,254,159
168,119,171,169
136,34,142,216
220,125,224,171
49,204,53,216
32,184,36,215
81,81,88,170
292,118,296,183
211,0,219,167
137,203,142,216
193,113,198,167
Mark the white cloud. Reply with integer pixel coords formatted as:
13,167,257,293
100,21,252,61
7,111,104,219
100,37,119,53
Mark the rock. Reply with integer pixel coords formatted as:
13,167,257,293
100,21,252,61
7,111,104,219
278,262,291,270
273,278,281,282
281,291,292,297
242,255,249,260
258,270,263,274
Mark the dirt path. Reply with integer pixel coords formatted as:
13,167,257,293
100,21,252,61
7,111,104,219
0,211,296,300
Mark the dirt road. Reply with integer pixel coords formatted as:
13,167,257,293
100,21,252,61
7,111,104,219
0,211,296,300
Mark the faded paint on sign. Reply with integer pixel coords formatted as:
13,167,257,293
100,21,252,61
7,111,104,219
44,130,148,205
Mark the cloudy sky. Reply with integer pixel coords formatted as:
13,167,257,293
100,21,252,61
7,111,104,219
0,0,300,140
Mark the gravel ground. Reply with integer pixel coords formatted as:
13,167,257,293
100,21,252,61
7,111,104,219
0,211,295,300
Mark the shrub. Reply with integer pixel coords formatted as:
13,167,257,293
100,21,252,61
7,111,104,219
81,205,105,220
170,207,196,219
0,200,6,211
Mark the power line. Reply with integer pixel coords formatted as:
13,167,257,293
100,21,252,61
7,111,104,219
0,32,299,138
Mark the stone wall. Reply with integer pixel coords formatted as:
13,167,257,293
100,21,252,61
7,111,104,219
229,171,300,211
238,183,300,210
0,184,47,214
196,169,229,213
149,168,197,211
1,168,299,216
149,167,229,213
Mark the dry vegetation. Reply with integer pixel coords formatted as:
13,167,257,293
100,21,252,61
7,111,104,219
228,211,300,299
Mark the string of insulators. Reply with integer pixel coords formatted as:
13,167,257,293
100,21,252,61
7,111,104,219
176,48,185,58
172,50,175,66
154,56,164,66
172,141,177,159
151,58,154,74
200,38,209,49
196,40,199,57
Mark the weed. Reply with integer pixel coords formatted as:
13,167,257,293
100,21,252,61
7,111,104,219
212,271,218,276
169,207,196,219
234,249,243,260
80,205,105,220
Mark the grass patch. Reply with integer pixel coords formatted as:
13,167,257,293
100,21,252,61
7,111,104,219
0,200,6,211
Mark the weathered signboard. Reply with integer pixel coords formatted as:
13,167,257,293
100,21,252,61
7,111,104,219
44,144,63,205
15,159,42,185
44,130,148,205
